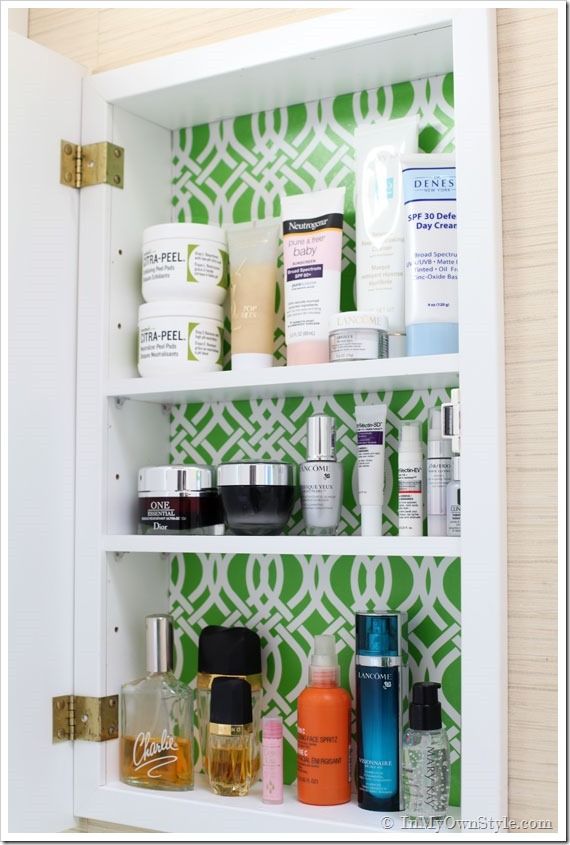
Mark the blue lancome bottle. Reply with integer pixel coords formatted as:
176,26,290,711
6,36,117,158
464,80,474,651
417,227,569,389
355,611,407,811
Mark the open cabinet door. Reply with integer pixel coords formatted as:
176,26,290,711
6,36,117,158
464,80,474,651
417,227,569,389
8,33,86,834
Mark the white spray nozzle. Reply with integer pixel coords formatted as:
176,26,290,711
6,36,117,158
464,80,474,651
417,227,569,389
428,409,442,440
309,635,339,685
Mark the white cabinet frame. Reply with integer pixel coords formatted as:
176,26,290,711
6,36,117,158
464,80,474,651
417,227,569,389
72,8,506,833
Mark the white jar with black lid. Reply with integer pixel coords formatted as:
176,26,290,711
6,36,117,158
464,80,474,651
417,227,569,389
138,465,224,535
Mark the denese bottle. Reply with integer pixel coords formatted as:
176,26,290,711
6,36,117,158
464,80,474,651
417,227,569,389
120,614,194,791
403,682,450,819
300,414,343,535
398,423,423,536
207,676,254,797
446,457,461,537
297,635,351,805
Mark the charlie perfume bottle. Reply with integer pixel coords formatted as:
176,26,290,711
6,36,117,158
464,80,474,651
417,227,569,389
403,682,450,819
207,676,254,797
196,625,262,779
355,610,407,811
120,614,194,791
300,414,343,535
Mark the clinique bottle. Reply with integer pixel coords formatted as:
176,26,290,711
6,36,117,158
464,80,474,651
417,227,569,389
300,414,343,535
207,676,254,797
297,635,351,806
355,611,406,811
196,625,262,780
403,682,450,820
120,614,194,791
446,457,461,537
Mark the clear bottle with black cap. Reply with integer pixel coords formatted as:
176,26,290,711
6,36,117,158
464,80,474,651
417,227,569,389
197,625,262,780
300,413,343,535
402,681,450,819
120,614,194,791
207,676,254,796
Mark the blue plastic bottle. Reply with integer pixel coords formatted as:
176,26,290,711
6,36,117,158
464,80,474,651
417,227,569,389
355,611,407,811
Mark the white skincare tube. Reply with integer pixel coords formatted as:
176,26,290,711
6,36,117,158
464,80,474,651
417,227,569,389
427,408,452,536
355,116,419,358
281,187,345,365
355,403,387,536
227,223,279,371
401,154,458,356
398,423,423,536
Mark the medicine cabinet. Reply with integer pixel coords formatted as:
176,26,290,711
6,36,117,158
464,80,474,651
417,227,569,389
8,7,506,835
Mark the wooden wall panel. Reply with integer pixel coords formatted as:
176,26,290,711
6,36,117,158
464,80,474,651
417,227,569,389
26,6,560,832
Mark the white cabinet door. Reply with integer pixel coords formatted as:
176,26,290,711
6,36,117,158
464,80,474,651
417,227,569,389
8,32,85,834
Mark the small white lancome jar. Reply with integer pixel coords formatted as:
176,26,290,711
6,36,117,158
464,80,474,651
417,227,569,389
329,310,389,362
142,223,228,305
138,300,224,377
300,414,343,535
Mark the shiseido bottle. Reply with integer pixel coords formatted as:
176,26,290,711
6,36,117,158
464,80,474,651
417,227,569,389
207,676,254,797
196,626,262,780
300,414,343,535
355,610,407,811
403,682,450,819
120,614,194,791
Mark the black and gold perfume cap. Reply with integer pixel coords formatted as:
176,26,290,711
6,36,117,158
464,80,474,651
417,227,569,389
209,677,253,734
198,625,261,684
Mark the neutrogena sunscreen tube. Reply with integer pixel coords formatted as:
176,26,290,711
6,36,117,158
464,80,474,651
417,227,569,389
281,187,345,365
402,154,458,356
355,404,387,536
355,116,419,358
227,223,279,371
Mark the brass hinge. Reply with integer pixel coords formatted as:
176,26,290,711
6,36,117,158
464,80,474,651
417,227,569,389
52,695,119,742
60,140,124,189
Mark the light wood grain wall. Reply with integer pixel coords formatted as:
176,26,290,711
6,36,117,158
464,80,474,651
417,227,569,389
26,6,559,832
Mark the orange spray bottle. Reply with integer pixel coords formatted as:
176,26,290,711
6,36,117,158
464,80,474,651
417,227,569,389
297,635,351,805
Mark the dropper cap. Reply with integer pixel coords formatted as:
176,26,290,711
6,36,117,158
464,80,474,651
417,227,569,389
306,414,336,461
309,635,339,686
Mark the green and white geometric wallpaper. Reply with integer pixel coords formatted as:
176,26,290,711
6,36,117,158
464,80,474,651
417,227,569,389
169,73,460,804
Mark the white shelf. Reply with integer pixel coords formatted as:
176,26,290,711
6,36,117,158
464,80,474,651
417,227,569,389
102,534,461,557
89,776,461,834
106,354,460,404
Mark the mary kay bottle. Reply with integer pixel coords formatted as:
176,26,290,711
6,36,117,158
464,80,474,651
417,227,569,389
403,682,450,819
355,611,406,811
300,414,343,535
120,614,194,791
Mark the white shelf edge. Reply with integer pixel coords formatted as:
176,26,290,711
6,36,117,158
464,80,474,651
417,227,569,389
87,777,461,835
105,354,460,404
102,534,461,558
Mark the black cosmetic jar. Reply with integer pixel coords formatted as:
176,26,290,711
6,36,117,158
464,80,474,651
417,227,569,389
138,465,223,535
217,461,295,535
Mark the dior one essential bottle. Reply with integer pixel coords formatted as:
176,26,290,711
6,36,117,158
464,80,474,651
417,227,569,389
300,414,343,535
355,611,406,811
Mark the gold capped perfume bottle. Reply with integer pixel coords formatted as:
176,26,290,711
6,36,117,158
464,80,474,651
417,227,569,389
207,676,254,797
120,614,194,791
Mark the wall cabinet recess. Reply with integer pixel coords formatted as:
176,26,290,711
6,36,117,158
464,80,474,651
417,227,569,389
9,7,506,835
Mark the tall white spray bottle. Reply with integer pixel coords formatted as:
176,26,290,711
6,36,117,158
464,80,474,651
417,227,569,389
398,423,423,536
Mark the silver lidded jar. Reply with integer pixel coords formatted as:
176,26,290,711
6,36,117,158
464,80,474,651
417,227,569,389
138,465,223,535
217,461,295,535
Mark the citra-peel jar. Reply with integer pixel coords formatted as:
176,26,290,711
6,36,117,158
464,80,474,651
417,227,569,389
138,301,224,377
142,223,228,305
